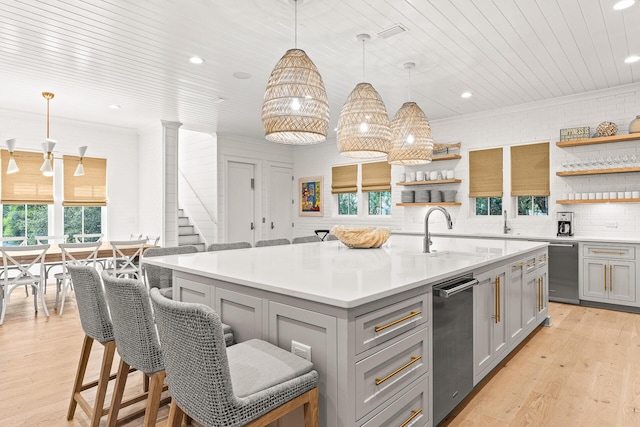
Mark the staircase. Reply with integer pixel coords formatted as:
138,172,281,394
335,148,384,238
178,208,205,251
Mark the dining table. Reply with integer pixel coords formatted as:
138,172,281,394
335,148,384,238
4,242,157,265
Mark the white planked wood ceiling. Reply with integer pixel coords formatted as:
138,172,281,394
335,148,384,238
0,0,639,139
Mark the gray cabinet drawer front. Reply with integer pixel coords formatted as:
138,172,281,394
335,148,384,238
356,327,429,420
583,244,635,260
362,376,429,427
355,294,429,355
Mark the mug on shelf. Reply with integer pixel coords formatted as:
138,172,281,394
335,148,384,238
596,192,603,200
574,193,581,200
610,192,617,199
588,192,596,200
633,191,640,198
568,193,575,200
416,171,424,181
430,171,438,180
446,170,455,179
618,191,625,199
625,191,632,199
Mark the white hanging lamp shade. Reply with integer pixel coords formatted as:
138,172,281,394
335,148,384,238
387,101,434,165
6,138,19,174
262,48,329,144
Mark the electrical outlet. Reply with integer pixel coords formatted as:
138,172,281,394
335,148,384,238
606,221,618,228
291,340,312,361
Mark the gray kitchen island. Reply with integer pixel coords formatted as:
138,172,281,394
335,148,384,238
143,235,549,427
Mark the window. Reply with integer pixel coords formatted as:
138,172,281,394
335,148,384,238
469,148,503,216
368,191,391,215
362,162,391,216
64,206,103,242
517,196,548,216
475,197,503,216
338,193,358,215
511,142,549,217
2,204,48,245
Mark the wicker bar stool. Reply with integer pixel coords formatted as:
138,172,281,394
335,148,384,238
255,238,291,247
292,236,322,244
66,264,142,427
206,241,252,251
150,288,319,427
101,272,171,427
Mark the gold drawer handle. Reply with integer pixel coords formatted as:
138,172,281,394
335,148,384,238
592,250,625,255
375,356,422,385
375,311,421,332
512,262,528,269
399,409,423,427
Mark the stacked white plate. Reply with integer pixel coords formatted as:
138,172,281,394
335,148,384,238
443,190,457,202
414,189,430,203
401,190,415,203
430,190,442,203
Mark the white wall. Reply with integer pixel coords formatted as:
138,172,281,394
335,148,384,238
293,83,640,240
178,129,217,244
216,134,293,242
0,108,140,240
138,123,164,241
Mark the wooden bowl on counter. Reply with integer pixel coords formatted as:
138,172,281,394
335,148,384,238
331,226,390,249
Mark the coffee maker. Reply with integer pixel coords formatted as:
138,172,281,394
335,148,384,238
557,212,574,237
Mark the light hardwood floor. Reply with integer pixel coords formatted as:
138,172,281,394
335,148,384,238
2,286,640,426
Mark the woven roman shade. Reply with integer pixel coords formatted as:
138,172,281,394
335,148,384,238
63,155,107,206
331,165,357,194
511,142,549,196
1,150,54,204
361,161,391,192
469,148,503,198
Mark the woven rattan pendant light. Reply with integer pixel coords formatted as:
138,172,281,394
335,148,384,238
262,0,329,145
387,62,433,165
336,34,390,158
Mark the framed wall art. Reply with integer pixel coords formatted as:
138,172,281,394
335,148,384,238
299,176,323,217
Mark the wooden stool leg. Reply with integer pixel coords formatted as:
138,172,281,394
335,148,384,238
143,370,166,427
303,387,319,427
167,401,185,427
90,341,117,427
67,335,94,420
106,358,131,427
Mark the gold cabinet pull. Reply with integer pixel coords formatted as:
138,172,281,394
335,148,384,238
399,409,423,427
375,356,422,385
592,250,625,255
604,264,607,291
375,311,421,332
610,264,613,292
512,261,528,269
538,277,542,311
497,276,501,323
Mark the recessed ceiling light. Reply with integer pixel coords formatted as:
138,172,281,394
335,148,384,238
461,92,472,98
613,0,635,10
108,104,120,110
232,71,252,79
189,56,204,64
624,55,640,63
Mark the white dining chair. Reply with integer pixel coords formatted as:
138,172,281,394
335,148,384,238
35,234,69,244
54,242,102,315
0,236,28,246
109,239,147,279
74,233,103,243
0,244,50,325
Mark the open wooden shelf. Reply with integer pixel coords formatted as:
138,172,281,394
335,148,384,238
431,154,461,161
556,133,640,148
396,202,461,207
397,179,462,186
556,167,640,177
557,198,640,205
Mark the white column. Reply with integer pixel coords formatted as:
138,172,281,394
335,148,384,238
162,120,182,247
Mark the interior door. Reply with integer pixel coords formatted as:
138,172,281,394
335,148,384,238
227,161,255,244
268,165,293,240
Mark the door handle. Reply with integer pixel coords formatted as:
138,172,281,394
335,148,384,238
250,222,255,230
271,221,275,229
610,264,613,292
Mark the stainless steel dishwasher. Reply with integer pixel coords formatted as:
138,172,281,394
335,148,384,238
433,274,478,426
547,241,579,304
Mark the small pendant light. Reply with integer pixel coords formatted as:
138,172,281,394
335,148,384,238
262,0,329,144
40,92,57,176
337,34,390,158
387,62,434,165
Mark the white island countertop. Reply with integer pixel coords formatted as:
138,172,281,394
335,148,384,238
143,235,547,308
